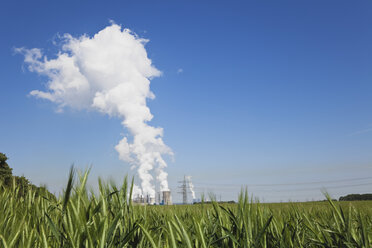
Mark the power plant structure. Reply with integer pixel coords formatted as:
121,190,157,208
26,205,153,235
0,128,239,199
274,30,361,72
132,190,172,205
132,175,197,205
132,194,155,205
162,190,172,205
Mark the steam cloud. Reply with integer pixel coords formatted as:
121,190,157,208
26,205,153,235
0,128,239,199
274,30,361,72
186,176,196,199
17,23,172,197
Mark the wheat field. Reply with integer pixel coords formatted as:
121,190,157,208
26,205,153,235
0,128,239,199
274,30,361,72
0,167,371,248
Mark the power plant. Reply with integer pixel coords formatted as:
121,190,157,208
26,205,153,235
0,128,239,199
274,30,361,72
132,175,196,205
133,190,172,205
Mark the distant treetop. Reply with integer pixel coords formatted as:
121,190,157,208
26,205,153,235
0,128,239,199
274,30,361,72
0,152,13,186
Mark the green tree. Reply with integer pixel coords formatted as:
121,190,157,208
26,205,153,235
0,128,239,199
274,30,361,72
0,152,13,186
14,175,30,197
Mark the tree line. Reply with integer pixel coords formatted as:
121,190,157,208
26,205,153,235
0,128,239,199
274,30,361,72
0,152,52,198
339,193,372,201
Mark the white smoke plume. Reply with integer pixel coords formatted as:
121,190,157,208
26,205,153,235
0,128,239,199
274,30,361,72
16,23,172,197
186,176,196,199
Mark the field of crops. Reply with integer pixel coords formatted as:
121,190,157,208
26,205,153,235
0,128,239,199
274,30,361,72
0,168,371,247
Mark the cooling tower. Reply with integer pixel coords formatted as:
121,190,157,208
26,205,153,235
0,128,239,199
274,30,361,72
162,191,172,205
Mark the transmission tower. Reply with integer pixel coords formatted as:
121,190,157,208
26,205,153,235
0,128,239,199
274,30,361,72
178,175,189,204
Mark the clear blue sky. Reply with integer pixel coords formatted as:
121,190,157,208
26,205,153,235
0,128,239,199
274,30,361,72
1,0,372,202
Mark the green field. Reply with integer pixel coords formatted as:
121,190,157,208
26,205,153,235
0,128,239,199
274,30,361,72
1,168,371,247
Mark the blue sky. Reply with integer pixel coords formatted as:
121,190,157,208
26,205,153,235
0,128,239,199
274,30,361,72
1,0,372,202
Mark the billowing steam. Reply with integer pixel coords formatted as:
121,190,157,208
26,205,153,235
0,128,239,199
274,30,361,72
186,176,196,199
17,23,172,197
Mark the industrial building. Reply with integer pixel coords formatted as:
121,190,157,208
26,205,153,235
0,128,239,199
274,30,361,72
162,190,172,205
132,190,172,205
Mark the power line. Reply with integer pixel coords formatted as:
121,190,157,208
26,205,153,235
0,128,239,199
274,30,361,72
193,176,372,187
193,181,372,193
272,181,372,192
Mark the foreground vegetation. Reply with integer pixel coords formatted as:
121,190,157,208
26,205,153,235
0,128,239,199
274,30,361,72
0,167,371,247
